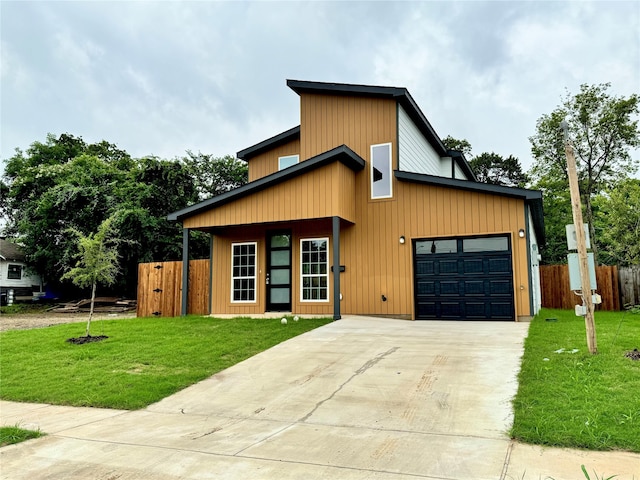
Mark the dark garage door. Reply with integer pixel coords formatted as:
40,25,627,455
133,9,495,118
414,235,515,321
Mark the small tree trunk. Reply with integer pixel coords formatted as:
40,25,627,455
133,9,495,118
86,281,97,337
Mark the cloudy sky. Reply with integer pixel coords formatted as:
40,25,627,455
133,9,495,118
1,1,638,175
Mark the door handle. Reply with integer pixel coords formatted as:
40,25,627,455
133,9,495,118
266,273,270,285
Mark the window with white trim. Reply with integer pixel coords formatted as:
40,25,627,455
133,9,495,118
7,264,22,280
278,154,299,171
371,143,393,199
231,242,257,302
300,238,329,301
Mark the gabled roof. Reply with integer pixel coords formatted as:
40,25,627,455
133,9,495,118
286,79,450,158
0,238,26,262
395,170,545,245
237,126,300,161
169,145,365,222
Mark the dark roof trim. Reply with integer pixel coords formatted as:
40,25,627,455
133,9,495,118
395,170,545,244
237,125,300,160
448,150,477,181
169,145,365,222
286,79,449,157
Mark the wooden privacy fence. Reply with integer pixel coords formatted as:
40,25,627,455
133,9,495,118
619,265,640,307
137,260,210,317
540,265,623,311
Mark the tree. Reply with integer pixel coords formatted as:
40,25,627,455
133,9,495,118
441,136,473,158
529,83,640,263
469,152,529,187
181,152,248,200
1,134,222,297
61,216,120,337
596,179,640,266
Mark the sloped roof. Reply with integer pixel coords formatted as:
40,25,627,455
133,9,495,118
0,238,26,262
168,145,365,222
238,126,300,161
395,170,545,244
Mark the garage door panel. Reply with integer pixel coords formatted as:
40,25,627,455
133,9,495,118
414,235,514,321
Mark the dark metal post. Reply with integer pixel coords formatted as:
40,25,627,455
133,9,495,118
208,234,214,315
181,228,190,316
332,216,341,320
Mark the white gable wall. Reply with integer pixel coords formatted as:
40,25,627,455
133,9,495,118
397,105,441,176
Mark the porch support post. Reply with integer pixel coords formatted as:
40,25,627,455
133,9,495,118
332,216,341,320
208,234,214,315
181,228,190,316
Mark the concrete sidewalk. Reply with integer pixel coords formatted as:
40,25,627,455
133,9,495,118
1,317,638,479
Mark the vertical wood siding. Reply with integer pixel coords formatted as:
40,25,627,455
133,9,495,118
183,162,357,229
247,138,301,181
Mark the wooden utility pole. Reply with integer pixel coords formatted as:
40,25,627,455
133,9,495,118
562,121,597,354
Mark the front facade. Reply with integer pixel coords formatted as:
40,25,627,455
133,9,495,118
0,238,43,302
169,80,544,321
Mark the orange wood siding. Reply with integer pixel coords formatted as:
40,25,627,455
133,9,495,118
338,181,531,319
299,94,396,162
209,221,335,316
247,138,301,182
183,162,357,229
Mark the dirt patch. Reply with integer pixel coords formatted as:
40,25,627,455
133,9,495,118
66,335,109,344
0,312,137,332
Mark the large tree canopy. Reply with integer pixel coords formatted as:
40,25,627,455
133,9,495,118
529,83,640,263
2,134,242,297
469,152,529,187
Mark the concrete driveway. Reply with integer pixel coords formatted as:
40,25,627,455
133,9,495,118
2,317,638,479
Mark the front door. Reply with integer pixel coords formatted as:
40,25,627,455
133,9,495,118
266,231,292,311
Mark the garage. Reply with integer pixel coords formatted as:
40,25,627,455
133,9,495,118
414,235,515,321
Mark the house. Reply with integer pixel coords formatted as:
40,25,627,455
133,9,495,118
168,80,544,321
0,238,43,304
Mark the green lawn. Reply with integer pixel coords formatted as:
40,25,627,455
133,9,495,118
0,315,332,410
511,308,640,452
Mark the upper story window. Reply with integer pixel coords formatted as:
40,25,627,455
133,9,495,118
7,264,22,280
371,143,393,199
278,154,299,171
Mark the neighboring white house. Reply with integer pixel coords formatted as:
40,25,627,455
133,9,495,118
0,238,43,303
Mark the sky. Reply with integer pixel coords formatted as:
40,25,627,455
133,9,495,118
1,1,639,176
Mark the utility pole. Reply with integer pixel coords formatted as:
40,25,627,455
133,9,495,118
562,120,597,354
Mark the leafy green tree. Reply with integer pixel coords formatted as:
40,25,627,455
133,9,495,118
596,179,640,266
469,152,529,187
2,134,220,297
529,83,640,263
62,216,120,336
181,152,247,200
441,136,473,158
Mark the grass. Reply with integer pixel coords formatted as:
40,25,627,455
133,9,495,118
0,315,332,410
511,308,640,452
0,425,43,446
0,303,50,315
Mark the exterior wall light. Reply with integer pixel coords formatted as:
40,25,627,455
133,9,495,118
399,236,406,244
518,229,525,238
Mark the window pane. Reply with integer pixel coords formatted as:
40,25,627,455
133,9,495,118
231,242,257,303
300,237,329,302
463,237,509,252
271,269,289,285
371,144,392,198
270,234,290,248
270,287,290,303
415,239,457,255
278,155,299,171
271,250,290,266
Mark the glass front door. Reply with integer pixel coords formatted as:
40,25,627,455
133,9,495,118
266,231,292,311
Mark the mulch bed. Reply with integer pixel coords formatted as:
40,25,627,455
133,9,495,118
624,349,640,360
66,335,109,345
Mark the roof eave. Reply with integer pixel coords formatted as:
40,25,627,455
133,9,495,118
168,145,365,222
237,125,301,160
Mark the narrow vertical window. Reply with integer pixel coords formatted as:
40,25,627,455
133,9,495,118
231,242,257,302
278,154,299,171
300,238,329,302
371,143,393,199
